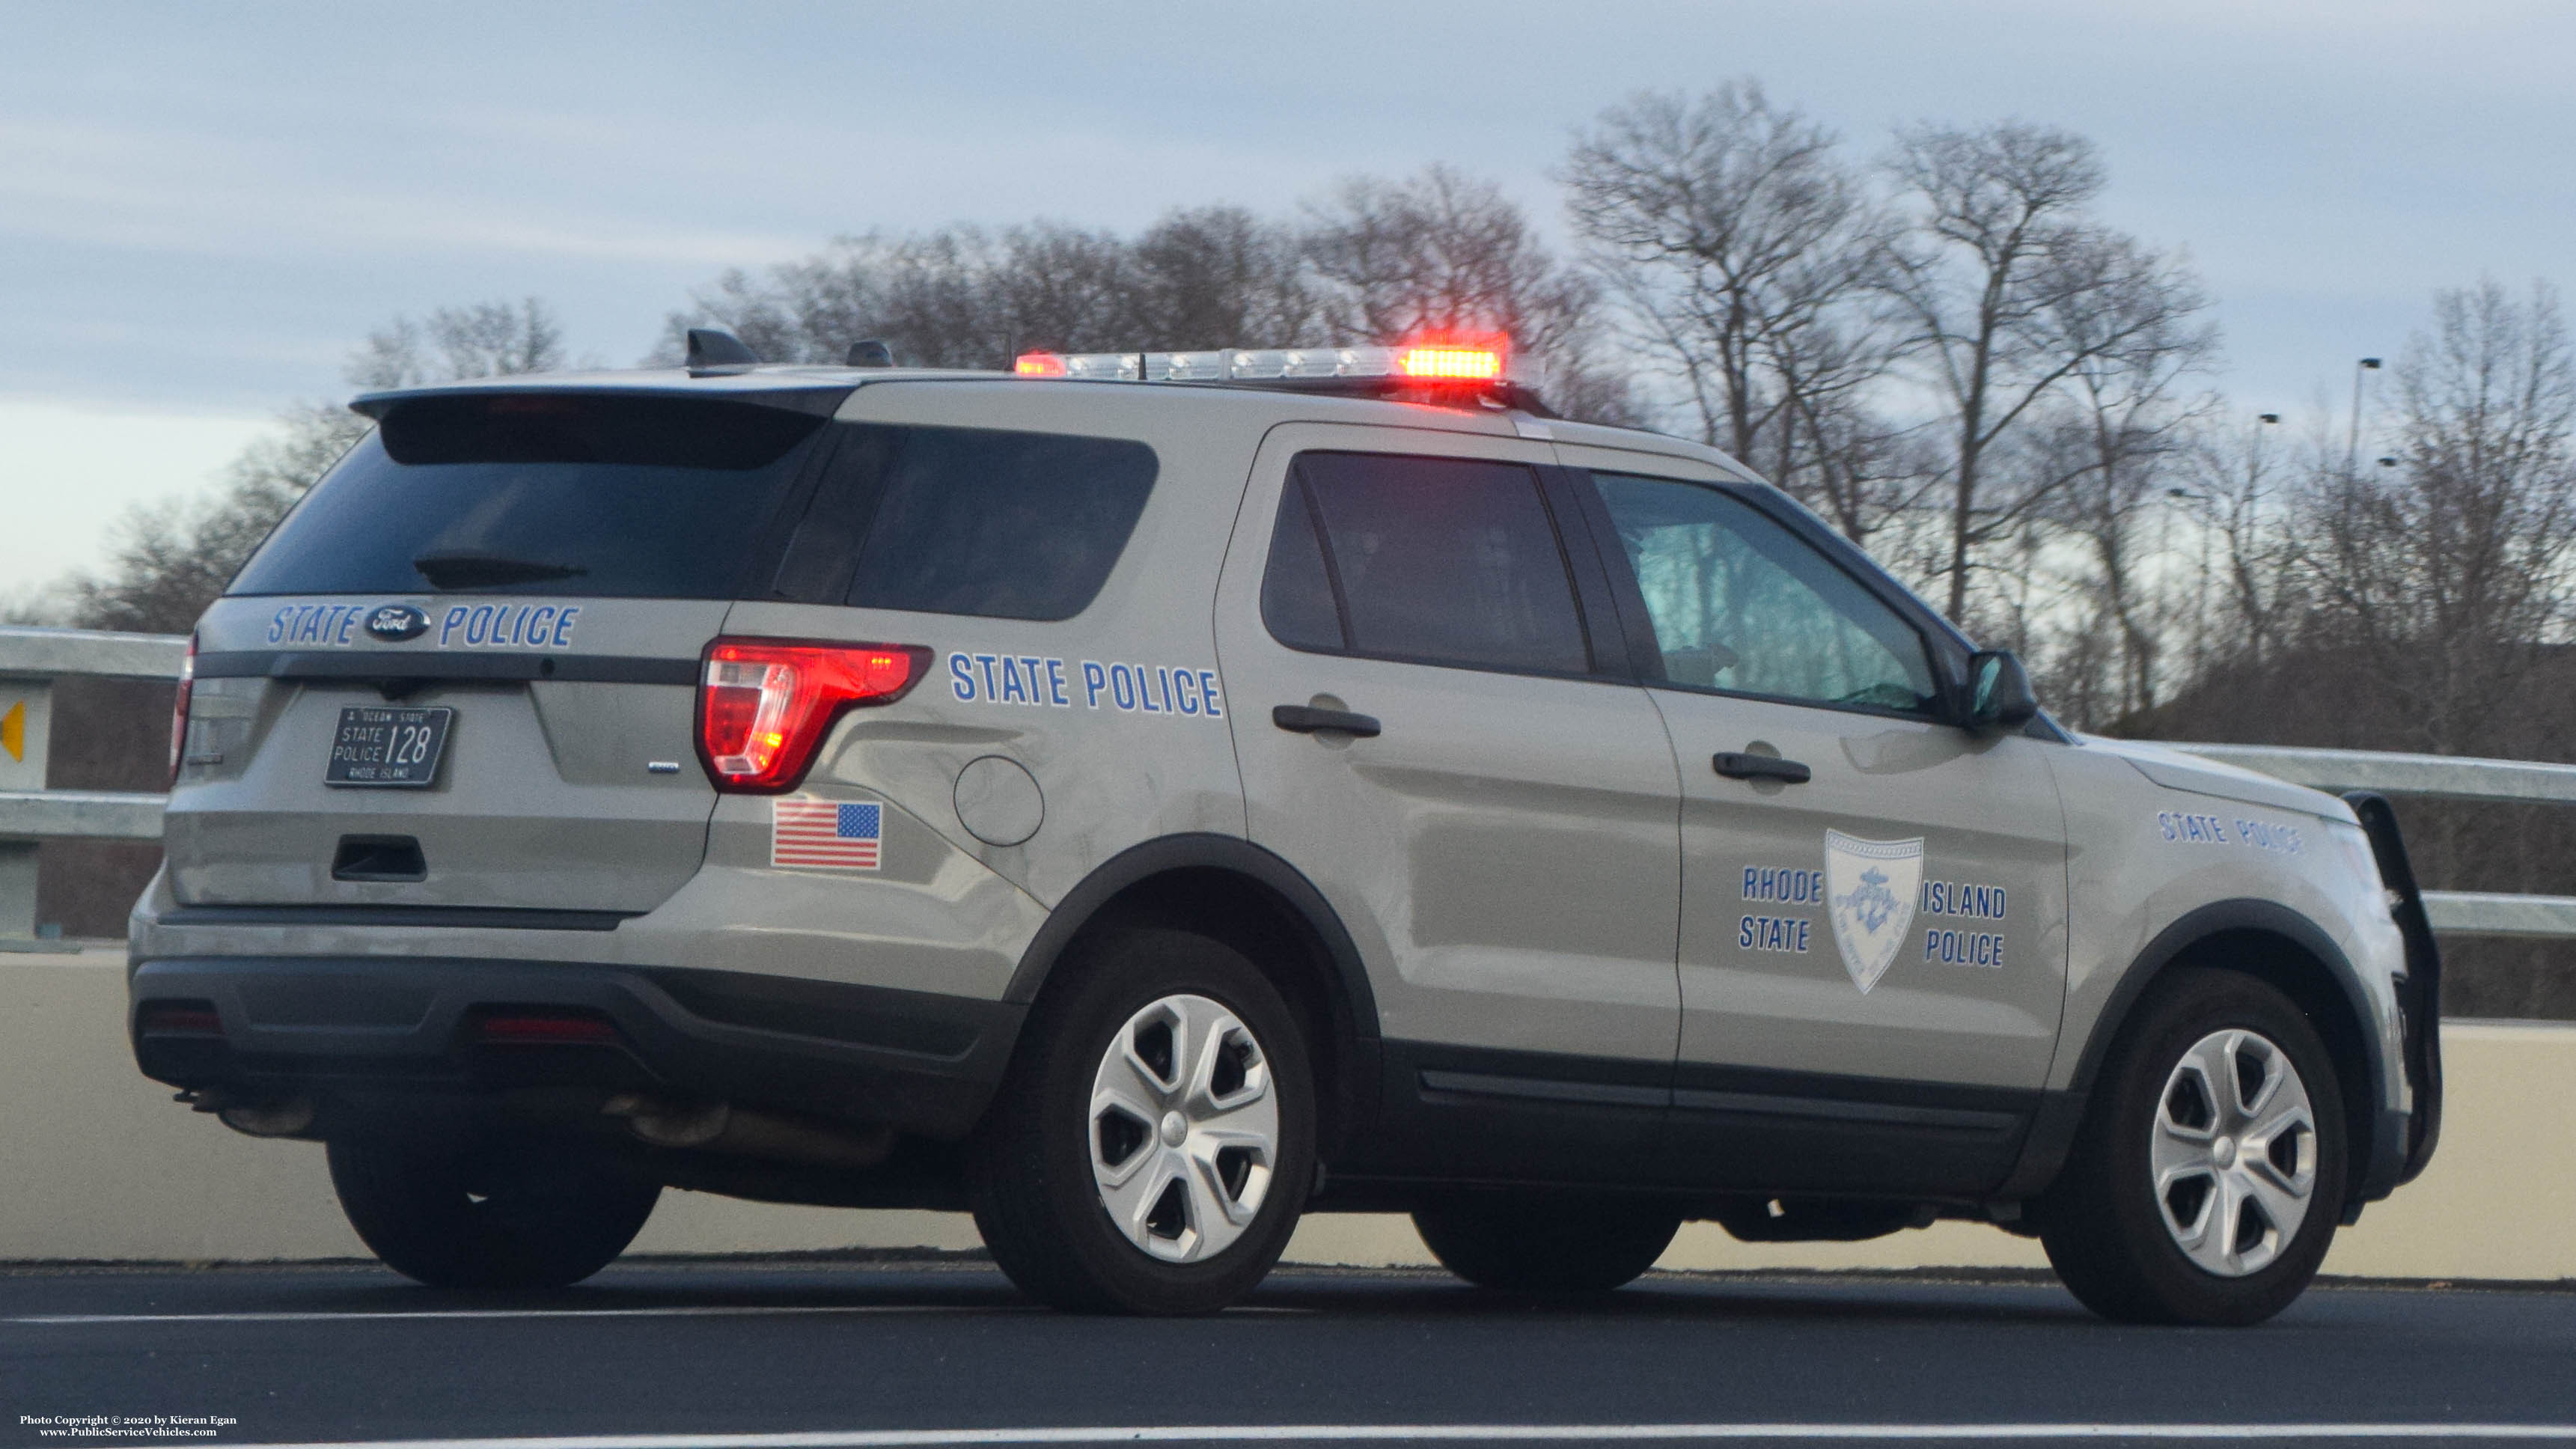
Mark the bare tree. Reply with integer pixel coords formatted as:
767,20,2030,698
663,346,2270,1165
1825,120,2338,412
2038,236,2219,717
2295,279,2576,753
1129,206,1318,350
1304,164,1637,424
1303,165,1585,349
2179,412,2301,673
67,299,562,634
1883,122,2209,620
1564,84,1896,498
352,297,566,388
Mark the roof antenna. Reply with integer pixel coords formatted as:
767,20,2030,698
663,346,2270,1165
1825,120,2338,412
845,339,895,368
686,327,761,374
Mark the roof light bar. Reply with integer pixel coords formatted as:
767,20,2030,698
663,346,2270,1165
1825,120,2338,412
1010,341,1527,391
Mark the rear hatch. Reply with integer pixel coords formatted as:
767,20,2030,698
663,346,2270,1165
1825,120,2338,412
167,387,843,915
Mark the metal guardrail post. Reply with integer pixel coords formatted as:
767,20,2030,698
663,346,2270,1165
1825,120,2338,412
0,626,186,949
0,670,51,949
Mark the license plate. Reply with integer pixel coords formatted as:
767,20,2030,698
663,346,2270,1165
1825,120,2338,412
325,706,454,788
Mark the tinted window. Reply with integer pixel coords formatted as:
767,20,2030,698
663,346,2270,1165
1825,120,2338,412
1590,472,1937,715
777,424,1158,622
1258,481,1346,651
1285,453,1589,675
231,395,825,599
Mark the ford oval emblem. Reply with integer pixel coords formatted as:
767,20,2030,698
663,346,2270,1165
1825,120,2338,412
364,604,429,642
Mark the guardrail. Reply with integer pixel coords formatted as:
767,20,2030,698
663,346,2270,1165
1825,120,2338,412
0,624,2572,945
0,626,186,944
2170,744,2576,939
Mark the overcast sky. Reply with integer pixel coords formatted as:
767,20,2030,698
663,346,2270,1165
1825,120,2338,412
5,1,2571,595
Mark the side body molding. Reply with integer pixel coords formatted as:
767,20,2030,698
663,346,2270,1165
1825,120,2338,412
1997,897,2392,1206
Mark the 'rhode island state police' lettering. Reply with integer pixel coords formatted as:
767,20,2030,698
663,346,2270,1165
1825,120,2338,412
1741,867,1825,905
946,651,1224,721
1925,928,2005,968
1920,880,2008,920
1739,915,1811,953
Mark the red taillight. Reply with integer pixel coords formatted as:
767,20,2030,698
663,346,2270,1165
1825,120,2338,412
1013,352,1068,376
168,632,196,784
1397,344,1505,381
474,1013,620,1045
695,638,930,793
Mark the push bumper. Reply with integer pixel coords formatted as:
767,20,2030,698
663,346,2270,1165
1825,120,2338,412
2345,791,2444,1198
129,955,1025,1141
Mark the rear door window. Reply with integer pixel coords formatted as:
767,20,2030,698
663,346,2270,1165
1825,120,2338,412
1262,452,1591,677
774,424,1159,621
230,394,829,600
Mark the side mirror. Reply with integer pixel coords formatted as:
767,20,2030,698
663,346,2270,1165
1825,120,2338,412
1965,650,2039,733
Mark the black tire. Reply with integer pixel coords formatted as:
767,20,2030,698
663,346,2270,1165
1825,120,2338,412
2038,966,2348,1326
327,1130,661,1290
968,928,1316,1314
1413,1192,1681,1293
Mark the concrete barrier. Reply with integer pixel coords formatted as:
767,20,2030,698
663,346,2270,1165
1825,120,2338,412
9,948,2564,1280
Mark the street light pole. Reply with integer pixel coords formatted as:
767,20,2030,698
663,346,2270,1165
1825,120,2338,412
2347,357,2383,478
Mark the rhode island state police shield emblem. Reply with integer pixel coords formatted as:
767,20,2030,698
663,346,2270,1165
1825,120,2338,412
1824,829,1924,995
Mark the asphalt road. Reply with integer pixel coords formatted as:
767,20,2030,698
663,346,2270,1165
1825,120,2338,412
5,1258,2575,1448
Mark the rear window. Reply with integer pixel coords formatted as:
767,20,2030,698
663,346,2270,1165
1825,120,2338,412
229,394,828,599
772,423,1159,621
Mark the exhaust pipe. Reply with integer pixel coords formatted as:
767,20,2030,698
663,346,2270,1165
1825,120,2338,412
216,1096,317,1139
601,1095,894,1170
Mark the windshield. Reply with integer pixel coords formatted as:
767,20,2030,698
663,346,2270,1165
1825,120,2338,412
229,394,828,599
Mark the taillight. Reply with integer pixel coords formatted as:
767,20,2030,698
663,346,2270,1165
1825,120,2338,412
168,633,195,784
695,638,930,793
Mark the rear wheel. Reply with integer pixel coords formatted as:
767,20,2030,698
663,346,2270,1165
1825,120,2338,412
2039,967,2346,1326
327,1131,660,1290
1413,1192,1680,1293
968,929,1315,1314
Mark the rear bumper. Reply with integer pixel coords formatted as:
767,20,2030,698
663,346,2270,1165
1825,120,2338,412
129,955,1025,1140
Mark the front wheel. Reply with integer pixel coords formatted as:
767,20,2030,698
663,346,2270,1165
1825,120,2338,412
327,1131,660,1290
968,929,1316,1314
1414,1192,1680,1293
2039,967,2347,1326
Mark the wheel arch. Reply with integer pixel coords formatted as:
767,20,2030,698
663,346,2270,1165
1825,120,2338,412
1005,833,1382,1160
2015,900,2390,1212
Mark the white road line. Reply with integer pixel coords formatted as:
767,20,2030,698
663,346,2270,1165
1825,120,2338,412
229,1426,2576,1448
5,1304,1021,1326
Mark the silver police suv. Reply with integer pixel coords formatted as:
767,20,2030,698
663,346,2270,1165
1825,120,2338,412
130,332,2441,1324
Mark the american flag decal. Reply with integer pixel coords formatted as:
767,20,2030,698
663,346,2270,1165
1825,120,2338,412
772,799,882,870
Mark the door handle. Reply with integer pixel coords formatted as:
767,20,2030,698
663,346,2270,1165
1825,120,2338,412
1713,751,1810,784
1273,704,1382,737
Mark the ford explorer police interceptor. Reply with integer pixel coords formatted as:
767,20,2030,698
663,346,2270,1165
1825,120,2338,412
128,329,2441,1324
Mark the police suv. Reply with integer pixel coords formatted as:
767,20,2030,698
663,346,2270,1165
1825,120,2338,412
129,330,2441,1324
